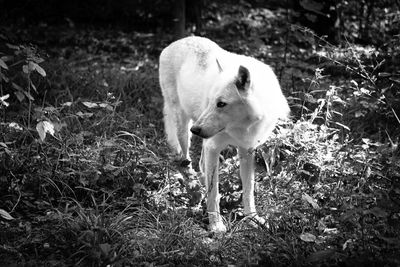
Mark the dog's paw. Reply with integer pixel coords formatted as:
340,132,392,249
171,155,192,168
209,221,227,233
208,212,227,233
180,159,191,167
175,160,196,178
245,213,269,229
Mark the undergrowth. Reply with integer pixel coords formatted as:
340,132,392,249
1,9,400,267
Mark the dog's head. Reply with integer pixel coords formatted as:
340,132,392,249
190,61,265,139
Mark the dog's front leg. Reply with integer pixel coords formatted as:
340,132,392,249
239,147,266,226
201,142,226,233
239,148,256,214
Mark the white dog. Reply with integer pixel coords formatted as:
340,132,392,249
159,36,289,232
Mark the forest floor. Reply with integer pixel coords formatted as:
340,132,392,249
1,4,400,267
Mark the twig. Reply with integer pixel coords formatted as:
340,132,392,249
10,172,21,213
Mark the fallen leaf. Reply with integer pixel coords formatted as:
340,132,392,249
9,122,23,131
76,111,93,118
300,232,316,242
82,101,98,108
34,63,46,77
0,208,14,220
323,228,338,235
62,102,73,107
0,58,8,69
302,193,320,210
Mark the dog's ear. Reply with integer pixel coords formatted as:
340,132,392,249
216,58,223,72
235,65,250,91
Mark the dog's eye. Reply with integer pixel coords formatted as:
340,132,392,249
216,101,227,108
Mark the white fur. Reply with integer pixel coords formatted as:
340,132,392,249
159,36,289,232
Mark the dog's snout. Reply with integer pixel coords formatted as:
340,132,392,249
190,125,202,136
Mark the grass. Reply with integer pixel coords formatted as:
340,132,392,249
1,7,400,267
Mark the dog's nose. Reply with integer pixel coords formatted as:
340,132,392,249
190,126,202,136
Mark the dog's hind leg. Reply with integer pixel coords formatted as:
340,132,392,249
160,75,191,165
160,58,182,158
163,96,195,175
175,111,192,166
162,100,182,155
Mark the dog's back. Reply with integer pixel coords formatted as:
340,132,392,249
159,36,225,114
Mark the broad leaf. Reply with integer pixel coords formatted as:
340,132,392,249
62,102,73,107
0,209,14,220
300,232,316,242
28,61,36,72
0,58,8,70
22,64,29,74
302,193,320,210
0,94,10,107
36,121,55,141
82,101,98,108
14,91,25,102
34,63,46,77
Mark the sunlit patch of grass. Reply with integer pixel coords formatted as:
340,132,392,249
121,207,210,265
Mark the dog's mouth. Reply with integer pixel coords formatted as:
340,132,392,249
216,127,225,135
197,127,225,139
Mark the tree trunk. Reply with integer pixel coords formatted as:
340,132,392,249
187,0,203,34
174,0,186,39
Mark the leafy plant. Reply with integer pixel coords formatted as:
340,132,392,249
56,195,129,265
1,44,46,113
